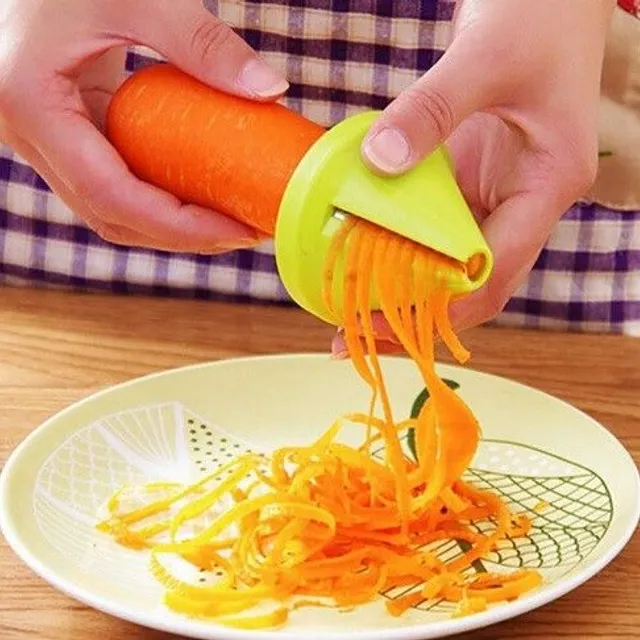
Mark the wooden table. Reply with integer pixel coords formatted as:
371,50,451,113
1,287,638,639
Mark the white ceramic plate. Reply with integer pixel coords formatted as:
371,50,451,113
1,354,639,640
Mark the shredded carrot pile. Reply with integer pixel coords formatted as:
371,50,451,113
97,218,542,628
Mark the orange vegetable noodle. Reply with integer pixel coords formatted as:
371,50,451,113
97,218,541,628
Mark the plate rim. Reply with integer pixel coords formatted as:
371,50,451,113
1,353,639,640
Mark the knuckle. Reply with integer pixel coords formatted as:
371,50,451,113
559,152,598,200
530,137,598,203
402,87,456,142
189,18,235,65
569,151,598,196
548,134,598,197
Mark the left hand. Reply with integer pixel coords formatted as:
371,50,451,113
332,0,615,356
0,0,288,253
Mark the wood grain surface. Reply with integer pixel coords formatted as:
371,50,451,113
1,287,638,639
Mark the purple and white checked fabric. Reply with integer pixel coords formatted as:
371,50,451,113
0,0,638,335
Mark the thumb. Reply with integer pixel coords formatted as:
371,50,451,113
361,37,501,175
132,0,289,100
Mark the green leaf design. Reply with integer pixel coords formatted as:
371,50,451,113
410,379,460,419
407,379,460,462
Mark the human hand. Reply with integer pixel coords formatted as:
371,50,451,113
333,0,615,356
0,0,288,252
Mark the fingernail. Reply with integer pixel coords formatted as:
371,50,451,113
363,128,411,173
217,236,262,250
237,59,289,98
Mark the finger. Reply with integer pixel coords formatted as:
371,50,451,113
449,192,561,330
129,0,288,100
330,313,407,359
331,330,404,360
31,105,262,253
6,130,180,248
15,131,252,252
361,33,505,175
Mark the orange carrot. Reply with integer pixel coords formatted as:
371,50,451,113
107,64,324,235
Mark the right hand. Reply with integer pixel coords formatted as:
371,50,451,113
0,0,288,252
